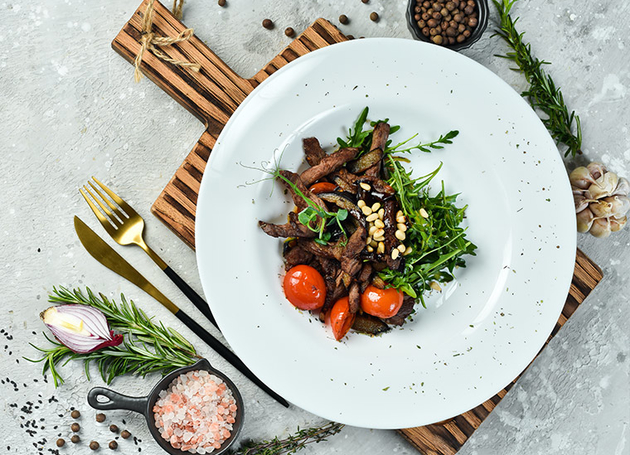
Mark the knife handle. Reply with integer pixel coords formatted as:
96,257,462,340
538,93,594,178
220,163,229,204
174,310,290,408
164,266,218,329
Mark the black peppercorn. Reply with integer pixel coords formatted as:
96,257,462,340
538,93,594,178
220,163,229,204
56,439,65,448
362,0,369,3
71,410,81,419
262,18,274,30
109,424,119,433
369,12,379,22
284,27,295,37
71,435,80,444
109,440,118,450
218,0,226,6
96,413,106,423
339,14,349,25
90,441,100,450
71,423,80,432
120,430,131,439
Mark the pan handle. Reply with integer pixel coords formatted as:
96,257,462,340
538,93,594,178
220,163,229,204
88,387,147,414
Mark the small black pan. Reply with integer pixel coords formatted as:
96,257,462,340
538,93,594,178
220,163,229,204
87,359,244,455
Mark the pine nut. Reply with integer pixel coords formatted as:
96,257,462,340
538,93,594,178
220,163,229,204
359,182,372,191
377,242,385,254
404,246,412,256
373,228,385,238
357,199,366,208
361,206,373,216
366,236,372,245
396,216,406,224
374,219,385,229
419,208,429,219
397,223,407,232
371,202,381,212
378,208,385,219
367,245,374,253
429,281,442,291
368,225,378,236
395,230,406,241
391,249,400,260
396,210,403,218
397,244,406,253
366,213,379,222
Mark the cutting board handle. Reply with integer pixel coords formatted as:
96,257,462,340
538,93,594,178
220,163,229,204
112,0,255,136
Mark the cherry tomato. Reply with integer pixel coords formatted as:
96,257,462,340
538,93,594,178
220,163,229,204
329,297,356,341
308,182,337,194
360,285,404,319
283,265,326,310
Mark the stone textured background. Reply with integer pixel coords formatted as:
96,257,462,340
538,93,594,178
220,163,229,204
0,0,628,454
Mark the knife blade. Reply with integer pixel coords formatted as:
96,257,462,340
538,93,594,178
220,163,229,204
74,216,289,408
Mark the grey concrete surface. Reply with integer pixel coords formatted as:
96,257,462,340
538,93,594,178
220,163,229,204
0,0,628,454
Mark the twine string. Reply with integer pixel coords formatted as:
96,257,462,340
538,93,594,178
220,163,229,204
134,0,201,83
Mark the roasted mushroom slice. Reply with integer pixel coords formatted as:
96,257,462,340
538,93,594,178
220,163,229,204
351,313,391,336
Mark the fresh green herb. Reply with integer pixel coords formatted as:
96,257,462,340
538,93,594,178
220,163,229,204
493,0,582,157
26,287,199,387
337,108,476,306
228,422,344,455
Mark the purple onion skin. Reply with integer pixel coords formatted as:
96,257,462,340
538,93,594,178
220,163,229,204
41,304,124,354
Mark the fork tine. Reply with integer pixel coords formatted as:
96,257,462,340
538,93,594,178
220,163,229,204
82,185,122,228
79,188,119,235
87,181,127,223
92,176,138,217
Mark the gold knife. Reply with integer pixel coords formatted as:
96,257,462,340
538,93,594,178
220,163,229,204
73,216,289,408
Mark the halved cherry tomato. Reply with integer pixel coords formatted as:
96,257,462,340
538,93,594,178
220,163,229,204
329,296,356,341
360,285,404,319
283,265,326,310
308,182,337,194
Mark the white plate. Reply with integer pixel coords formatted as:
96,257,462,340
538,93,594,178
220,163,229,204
196,38,576,429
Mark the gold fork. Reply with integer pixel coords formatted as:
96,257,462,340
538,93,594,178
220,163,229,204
80,177,218,328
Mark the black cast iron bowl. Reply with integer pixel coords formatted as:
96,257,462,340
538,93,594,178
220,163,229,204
87,359,244,455
406,0,489,51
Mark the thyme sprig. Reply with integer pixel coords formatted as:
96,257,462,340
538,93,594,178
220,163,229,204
26,287,199,387
493,0,582,157
228,422,345,455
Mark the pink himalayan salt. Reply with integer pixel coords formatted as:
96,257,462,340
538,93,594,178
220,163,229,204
153,370,238,454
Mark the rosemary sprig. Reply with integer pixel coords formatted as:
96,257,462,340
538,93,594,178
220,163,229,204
26,287,199,387
493,0,582,157
228,422,345,455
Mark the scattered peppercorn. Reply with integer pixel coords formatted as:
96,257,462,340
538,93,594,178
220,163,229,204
71,423,80,432
262,19,274,30
71,410,81,419
362,0,369,3
370,12,379,22
218,0,226,6
90,441,100,450
109,424,119,433
413,0,479,47
71,435,80,444
56,439,65,448
96,413,106,423
339,14,349,25
120,430,131,439
284,27,295,37
109,441,118,450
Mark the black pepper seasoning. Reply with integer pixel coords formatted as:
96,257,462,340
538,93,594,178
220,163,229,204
109,440,118,450
109,424,119,433
70,423,80,432
90,441,100,450
284,27,295,37
95,413,106,423
262,19,274,30
56,439,65,447
120,430,131,440
370,12,379,22
71,435,80,444
339,14,349,25
70,410,80,419
218,0,226,6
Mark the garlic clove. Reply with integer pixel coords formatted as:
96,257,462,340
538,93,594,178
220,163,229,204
589,200,614,218
610,216,627,232
569,166,595,190
612,177,630,197
588,171,619,199
576,207,595,233
573,194,590,213
589,217,612,238
587,162,606,181
603,195,630,218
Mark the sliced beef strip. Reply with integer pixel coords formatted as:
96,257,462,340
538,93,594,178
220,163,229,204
301,238,344,261
340,224,366,278
357,263,373,293
299,147,359,187
258,213,317,239
382,295,415,326
348,281,360,314
283,242,314,270
364,122,390,177
302,137,327,166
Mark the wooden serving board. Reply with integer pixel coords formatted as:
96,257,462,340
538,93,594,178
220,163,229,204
112,3,604,453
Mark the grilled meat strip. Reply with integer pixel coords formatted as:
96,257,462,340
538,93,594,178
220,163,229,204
259,211,317,239
300,147,359,187
302,137,327,166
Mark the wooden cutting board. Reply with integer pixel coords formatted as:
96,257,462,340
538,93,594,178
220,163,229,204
112,3,604,453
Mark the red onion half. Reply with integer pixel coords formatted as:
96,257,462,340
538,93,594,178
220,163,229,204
41,304,123,354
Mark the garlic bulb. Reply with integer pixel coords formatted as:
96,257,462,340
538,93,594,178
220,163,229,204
570,163,629,238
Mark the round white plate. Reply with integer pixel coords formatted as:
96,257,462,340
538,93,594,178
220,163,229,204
196,38,576,429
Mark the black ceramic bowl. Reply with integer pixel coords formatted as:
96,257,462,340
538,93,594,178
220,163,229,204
406,0,489,51
87,359,244,455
